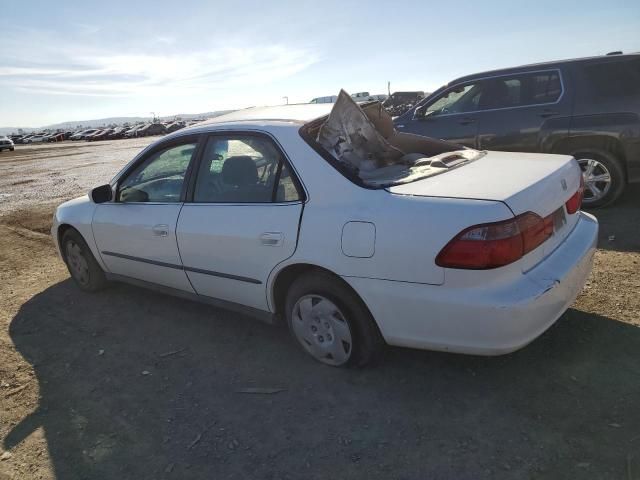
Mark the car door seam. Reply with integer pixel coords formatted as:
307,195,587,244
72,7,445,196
175,202,198,293
90,204,113,273
264,201,306,311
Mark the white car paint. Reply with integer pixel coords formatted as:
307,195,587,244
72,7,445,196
52,104,598,356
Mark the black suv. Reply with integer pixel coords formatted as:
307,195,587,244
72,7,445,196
395,53,640,207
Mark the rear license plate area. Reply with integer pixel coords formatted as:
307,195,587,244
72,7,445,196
552,207,566,233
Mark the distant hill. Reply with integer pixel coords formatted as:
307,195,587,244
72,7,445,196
0,110,236,136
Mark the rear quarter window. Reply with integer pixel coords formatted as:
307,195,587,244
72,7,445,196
581,59,640,98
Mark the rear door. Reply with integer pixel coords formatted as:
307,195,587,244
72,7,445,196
176,132,304,311
92,135,200,292
474,69,571,152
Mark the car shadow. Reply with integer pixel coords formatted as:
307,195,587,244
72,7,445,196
585,183,640,253
5,280,640,479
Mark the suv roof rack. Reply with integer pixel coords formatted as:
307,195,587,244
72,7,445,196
606,51,623,55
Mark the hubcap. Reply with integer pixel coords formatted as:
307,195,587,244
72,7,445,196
65,241,90,286
578,158,611,204
291,295,352,366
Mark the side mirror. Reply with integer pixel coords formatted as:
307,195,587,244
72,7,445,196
90,184,113,203
414,105,436,120
414,104,428,118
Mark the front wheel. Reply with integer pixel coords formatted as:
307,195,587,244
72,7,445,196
573,149,625,208
61,229,108,292
285,271,384,367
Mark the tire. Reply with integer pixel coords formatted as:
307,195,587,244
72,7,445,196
61,228,108,292
572,149,625,208
285,270,384,367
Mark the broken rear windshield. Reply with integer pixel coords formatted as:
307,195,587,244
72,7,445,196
301,90,484,188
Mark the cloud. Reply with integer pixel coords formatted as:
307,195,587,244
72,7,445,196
0,42,318,97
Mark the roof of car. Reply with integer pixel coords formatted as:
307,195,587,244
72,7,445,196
452,52,640,85
190,103,335,128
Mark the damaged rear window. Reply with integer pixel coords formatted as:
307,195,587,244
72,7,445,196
300,90,484,188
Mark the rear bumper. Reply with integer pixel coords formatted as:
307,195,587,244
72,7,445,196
345,211,598,355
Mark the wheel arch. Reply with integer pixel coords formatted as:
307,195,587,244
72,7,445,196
56,223,105,270
270,263,379,327
56,223,76,261
551,134,627,180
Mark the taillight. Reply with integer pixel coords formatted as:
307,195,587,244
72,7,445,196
565,174,584,214
436,211,553,269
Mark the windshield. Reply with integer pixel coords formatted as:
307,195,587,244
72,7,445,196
308,90,483,188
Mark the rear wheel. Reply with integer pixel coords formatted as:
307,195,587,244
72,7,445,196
573,149,625,208
61,229,108,292
285,271,384,367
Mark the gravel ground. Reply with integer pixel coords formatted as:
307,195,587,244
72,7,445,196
0,140,639,480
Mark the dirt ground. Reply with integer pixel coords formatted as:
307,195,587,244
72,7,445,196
0,139,639,480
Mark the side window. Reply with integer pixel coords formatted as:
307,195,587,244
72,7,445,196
193,135,301,203
118,142,197,203
530,71,562,104
478,77,522,110
426,83,483,115
477,71,562,110
276,163,301,202
582,60,640,98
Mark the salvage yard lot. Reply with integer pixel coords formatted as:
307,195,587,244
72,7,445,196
0,139,639,479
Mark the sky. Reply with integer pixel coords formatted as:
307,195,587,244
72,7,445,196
0,0,638,127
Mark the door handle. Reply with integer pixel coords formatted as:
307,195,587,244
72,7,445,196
152,224,169,237
458,117,475,125
260,232,283,246
539,109,559,118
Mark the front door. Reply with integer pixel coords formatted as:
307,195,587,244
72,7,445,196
396,81,484,148
92,136,200,292
177,133,304,311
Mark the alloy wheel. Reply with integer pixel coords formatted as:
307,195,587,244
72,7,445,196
578,158,612,204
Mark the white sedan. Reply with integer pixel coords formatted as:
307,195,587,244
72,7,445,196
52,95,598,367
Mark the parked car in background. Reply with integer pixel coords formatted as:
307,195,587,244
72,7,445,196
52,98,597,367
165,121,185,133
351,91,372,102
136,123,166,137
107,127,127,139
0,136,15,152
25,135,47,143
70,129,100,141
383,91,426,117
47,132,66,142
395,52,640,207
310,95,338,104
124,125,145,138
87,129,113,141
370,94,389,102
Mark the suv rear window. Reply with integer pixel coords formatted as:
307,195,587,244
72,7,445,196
581,59,640,98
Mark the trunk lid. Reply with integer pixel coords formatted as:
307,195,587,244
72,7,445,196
388,150,583,270
387,151,580,216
